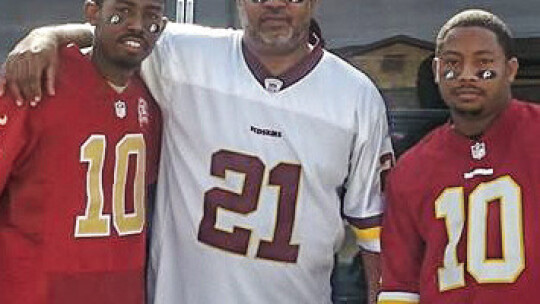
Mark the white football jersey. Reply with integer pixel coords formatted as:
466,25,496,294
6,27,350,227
142,23,393,304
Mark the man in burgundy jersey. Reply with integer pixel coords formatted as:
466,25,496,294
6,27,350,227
0,1,393,304
0,0,164,303
377,9,540,304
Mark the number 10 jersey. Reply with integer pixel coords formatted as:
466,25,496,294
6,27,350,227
0,45,162,304
379,100,540,304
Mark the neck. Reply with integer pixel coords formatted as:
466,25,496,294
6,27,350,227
451,114,497,137
90,49,136,87
451,98,511,137
243,38,312,76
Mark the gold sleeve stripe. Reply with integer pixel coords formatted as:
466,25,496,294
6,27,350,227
352,226,381,242
378,301,419,304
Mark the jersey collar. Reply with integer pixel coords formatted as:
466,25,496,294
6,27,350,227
442,99,519,161
241,39,324,93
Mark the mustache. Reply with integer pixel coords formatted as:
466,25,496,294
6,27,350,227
260,11,291,21
118,34,147,43
451,85,486,95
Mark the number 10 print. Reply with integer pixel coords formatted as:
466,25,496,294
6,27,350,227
436,176,525,291
75,134,146,238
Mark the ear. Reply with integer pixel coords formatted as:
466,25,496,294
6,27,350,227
84,0,100,26
432,57,440,84
506,57,519,83
156,16,168,35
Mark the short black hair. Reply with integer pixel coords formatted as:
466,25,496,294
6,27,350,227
436,9,515,59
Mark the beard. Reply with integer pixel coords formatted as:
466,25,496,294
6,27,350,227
246,25,310,55
95,41,147,71
240,9,310,55
452,105,484,117
111,55,144,70
259,27,294,47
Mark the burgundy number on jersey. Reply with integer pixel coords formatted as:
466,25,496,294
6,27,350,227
198,149,301,263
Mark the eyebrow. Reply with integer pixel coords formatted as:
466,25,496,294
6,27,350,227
115,0,136,7
473,50,496,56
441,50,495,57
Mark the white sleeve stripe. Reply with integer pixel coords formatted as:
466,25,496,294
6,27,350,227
357,238,380,253
377,291,420,302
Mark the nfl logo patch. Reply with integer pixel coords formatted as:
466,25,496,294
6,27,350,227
264,78,283,93
115,100,127,119
471,142,486,160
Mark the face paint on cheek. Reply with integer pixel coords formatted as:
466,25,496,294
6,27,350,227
443,69,458,81
148,23,160,33
108,12,161,34
109,14,122,25
477,69,497,80
441,68,498,81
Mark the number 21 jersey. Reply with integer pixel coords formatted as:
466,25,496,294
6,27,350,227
143,24,392,304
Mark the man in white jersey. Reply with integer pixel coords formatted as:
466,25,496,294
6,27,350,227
1,0,393,303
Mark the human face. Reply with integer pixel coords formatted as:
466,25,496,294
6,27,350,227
237,0,317,55
88,0,165,69
434,26,518,119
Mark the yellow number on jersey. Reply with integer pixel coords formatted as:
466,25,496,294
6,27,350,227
436,175,525,291
75,134,146,237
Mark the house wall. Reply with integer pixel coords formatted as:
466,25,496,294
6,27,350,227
349,43,432,89
316,0,540,48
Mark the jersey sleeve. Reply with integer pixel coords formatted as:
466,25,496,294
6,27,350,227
0,98,34,194
343,85,394,252
377,170,422,304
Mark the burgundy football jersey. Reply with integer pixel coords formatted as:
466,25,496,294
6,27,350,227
379,100,540,304
0,45,161,304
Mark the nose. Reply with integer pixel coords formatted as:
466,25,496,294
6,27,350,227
125,12,145,32
457,61,480,82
